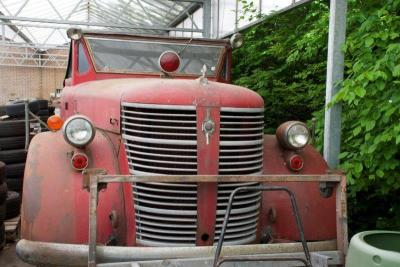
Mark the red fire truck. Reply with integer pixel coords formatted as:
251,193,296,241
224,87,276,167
16,29,347,267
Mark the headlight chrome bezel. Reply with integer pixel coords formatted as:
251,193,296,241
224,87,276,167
62,115,95,148
276,121,310,150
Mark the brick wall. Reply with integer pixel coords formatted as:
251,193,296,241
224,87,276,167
0,45,67,105
0,66,66,105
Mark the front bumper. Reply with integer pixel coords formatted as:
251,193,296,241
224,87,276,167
17,239,344,267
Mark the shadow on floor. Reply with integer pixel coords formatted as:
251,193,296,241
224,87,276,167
0,242,33,267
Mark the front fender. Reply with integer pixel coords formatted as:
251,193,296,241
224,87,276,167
21,130,127,245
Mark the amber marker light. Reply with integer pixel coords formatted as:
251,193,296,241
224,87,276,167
47,115,63,131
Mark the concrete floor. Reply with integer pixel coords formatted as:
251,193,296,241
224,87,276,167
0,242,33,267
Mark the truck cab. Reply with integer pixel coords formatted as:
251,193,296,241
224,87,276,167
17,29,346,266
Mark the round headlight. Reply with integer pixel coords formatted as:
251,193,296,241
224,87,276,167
62,115,95,147
276,121,310,150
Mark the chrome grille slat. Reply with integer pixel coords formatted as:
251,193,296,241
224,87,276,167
123,134,197,145
121,115,196,124
134,197,197,207
122,103,198,246
135,212,197,222
122,121,197,130
136,219,198,228
122,110,196,117
122,127,197,137
135,205,197,216
220,121,264,125
125,142,197,152
216,107,264,245
127,155,197,165
138,225,197,235
219,159,263,166
127,149,197,159
221,126,264,131
130,162,197,172
137,232,196,241
221,115,264,119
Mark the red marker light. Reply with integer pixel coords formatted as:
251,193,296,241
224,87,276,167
288,154,304,171
71,152,89,170
158,51,181,73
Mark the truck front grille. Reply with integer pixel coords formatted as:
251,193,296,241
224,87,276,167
121,102,197,175
215,107,264,245
121,103,264,246
122,102,198,246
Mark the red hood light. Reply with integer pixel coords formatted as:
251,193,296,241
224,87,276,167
288,154,304,171
158,51,181,73
71,152,89,170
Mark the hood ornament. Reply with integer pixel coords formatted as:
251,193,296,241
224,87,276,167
199,64,208,85
202,109,215,145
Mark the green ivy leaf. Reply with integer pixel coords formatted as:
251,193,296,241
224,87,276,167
365,37,374,47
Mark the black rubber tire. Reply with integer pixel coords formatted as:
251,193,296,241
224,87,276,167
48,106,55,115
6,178,22,192
0,183,7,204
37,99,49,110
0,119,26,137
5,163,25,179
0,149,27,165
0,223,5,251
0,136,26,150
0,162,5,184
37,109,49,116
0,105,5,116
0,203,5,221
5,191,20,219
5,100,40,118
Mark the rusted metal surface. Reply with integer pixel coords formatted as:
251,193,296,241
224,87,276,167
20,130,126,245
97,175,341,183
16,239,339,266
217,256,308,267
261,135,337,241
196,105,219,246
336,175,348,256
96,251,342,267
83,174,343,267
213,186,311,267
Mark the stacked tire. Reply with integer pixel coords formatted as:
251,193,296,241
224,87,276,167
0,99,54,192
0,162,7,250
0,116,28,193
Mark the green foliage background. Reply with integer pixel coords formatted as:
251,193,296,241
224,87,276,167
232,0,400,234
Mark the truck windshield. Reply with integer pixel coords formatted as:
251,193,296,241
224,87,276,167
86,37,224,76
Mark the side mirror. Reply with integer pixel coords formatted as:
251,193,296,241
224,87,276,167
230,33,244,49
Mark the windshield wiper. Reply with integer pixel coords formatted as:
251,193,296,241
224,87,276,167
178,38,193,56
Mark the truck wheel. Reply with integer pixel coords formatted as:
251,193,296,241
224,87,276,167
5,163,25,178
0,119,26,137
5,191,20,219
0,149,27,165
6,178,22,192
0,162,5,184
0,136,26,150
0,183,7,204
37,99,49,110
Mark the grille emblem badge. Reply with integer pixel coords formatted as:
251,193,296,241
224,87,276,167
202,110,215,145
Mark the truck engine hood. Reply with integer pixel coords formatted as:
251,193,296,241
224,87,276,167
71,78,263,133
